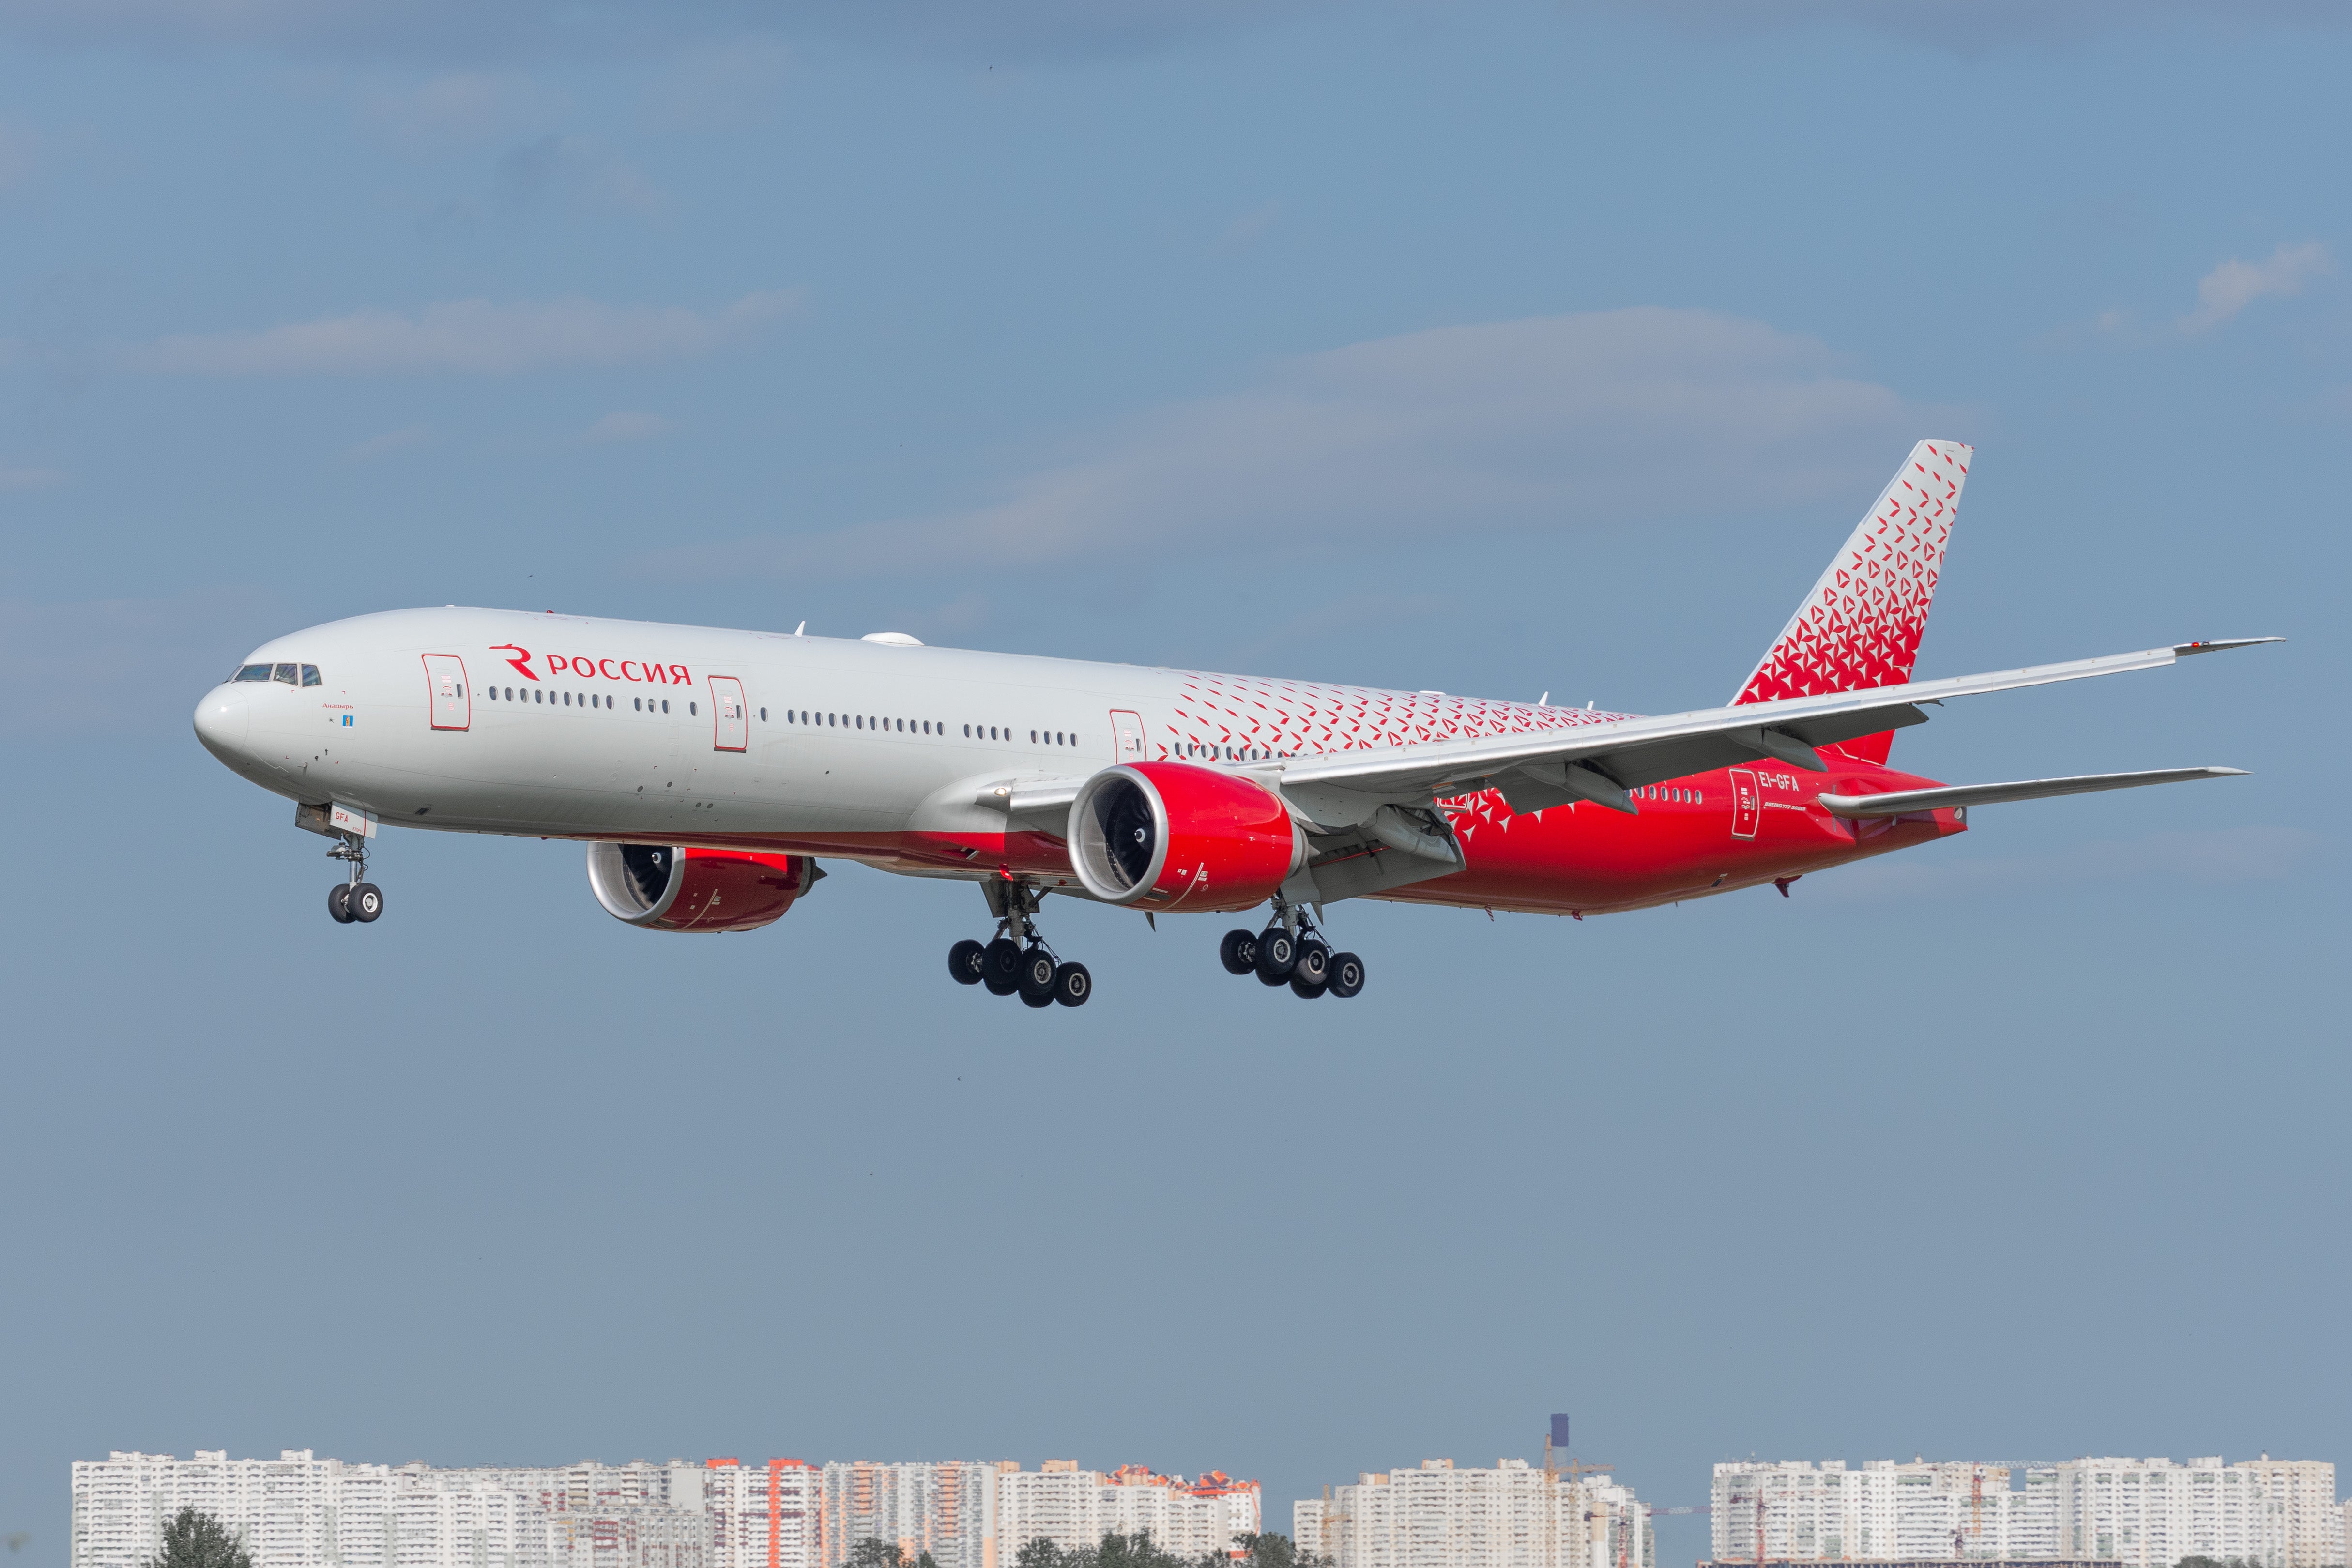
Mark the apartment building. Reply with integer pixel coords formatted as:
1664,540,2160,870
1710,1457,2338,1568
819,1462,1003,1568
703,1460,821,1568
996,1463,1261,1561
1291,1459,1650,1568
72,1453,714,1568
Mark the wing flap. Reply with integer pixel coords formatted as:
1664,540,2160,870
1818,767,2249,818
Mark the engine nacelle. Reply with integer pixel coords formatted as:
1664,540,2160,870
1069,762,1305,912
586,843,819,933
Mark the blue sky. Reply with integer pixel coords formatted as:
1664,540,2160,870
2,3,2346,1563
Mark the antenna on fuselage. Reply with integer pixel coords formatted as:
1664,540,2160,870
794,621,806,636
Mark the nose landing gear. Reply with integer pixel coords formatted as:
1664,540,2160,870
947,881,1090,1008
325,829,383,925
1220,900,1362,999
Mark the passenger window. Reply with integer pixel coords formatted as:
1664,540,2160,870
273,663,298,685
689,702,698,716
301,665,321,687
661,700,669,713
235,663,271,682
760,708,767,721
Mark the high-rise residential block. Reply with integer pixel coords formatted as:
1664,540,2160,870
1710,1457,2340,1568
819,1463,1003,1568
997,1465,1260,1562
1291,1458,1649,1568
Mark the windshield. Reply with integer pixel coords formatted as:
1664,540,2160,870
234,664,271,682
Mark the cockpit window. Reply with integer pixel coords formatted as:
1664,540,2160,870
234,664,271,682
272,663,299,685
300,665,321,687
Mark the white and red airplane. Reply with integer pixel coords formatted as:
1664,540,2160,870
194,440,2273,1005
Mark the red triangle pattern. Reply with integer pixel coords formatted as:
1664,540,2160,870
1733,441,1971,711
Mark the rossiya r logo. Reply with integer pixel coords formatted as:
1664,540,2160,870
489,643,693,685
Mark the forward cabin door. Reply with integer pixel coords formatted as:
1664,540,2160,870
1110,709,1146,762
1728,767,1760,840
710,676,748,752
423,655,471,731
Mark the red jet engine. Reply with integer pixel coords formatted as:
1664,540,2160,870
587,843,820,933
1069,762,1306,912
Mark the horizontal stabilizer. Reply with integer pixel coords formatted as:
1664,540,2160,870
1817,767,2248,819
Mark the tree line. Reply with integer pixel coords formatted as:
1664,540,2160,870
143,1510,1323,1568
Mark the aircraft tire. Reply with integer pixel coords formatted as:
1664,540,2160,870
349,883,383,923
1254,927,1297,985
1219,929,1257,975
1327,952,1366,998
1294,938,1329,988
983,936,1023,986
1289,972,1328,1000
1053,962,1092,1007
984,973,1020,997
947,939,987,985
1017,947,1057,1006
327,884,355,924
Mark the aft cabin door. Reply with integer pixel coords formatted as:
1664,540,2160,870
1728,767,1759,840
1110,709,1146,762
710,676,748,752
423,655,471,731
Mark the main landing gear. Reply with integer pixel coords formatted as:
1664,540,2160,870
947,881,1090,1008
1219,901,1364,1000
324,830,384,926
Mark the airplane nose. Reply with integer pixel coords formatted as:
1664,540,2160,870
193,686,249,761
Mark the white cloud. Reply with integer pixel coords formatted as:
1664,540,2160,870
585,411,672,443
649,306,1950,582
343,426,430,460
2181,241,2332,333
0,461,66,488
126,290,797,376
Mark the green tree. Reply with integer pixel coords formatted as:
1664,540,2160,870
1017,1541,1069,1568
1228,1534,1326,1568
847,1542,908,1568
145,1510,251,1568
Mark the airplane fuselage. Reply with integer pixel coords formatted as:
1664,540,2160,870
194,606,1962,919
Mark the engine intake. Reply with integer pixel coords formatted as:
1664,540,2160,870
586,843,819,933
1069,762,1304,912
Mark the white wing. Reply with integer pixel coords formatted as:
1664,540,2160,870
1272,638,2279,824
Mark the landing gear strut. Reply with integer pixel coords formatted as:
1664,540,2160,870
947,880,1090,1007
1220,899,1363,1000
325,830,383,925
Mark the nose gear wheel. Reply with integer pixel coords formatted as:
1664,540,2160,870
323,827,385,926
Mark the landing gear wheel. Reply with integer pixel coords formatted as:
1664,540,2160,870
984,971,1020,997
1294,938,1330,989
1327,951,1366,998
1017,946,1058,1006
327,883,355,924
983,936,1023,987
1053,962,1092,1007
348,883,383,923
948,939,987,985
1219,929,1258,975
1254,926,1297,985
1290,971,1328,999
